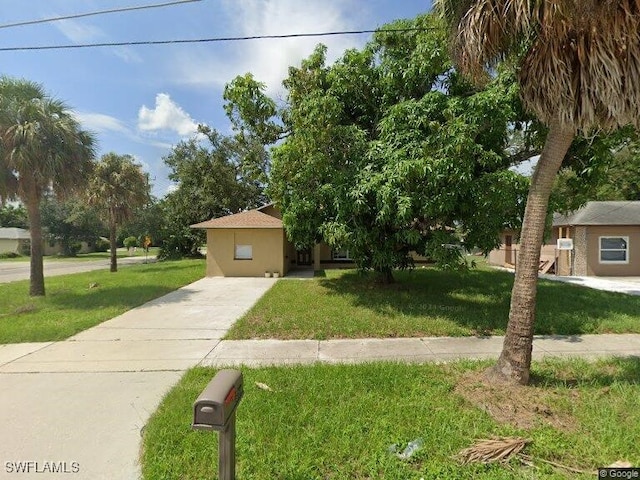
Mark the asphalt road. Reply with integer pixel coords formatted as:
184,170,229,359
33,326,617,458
0,256,156,284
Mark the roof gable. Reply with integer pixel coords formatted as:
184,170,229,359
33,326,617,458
191,209,283,229
0,227,30,240
554,201,640,226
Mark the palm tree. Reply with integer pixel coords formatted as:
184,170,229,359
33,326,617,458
88,153,151,272
436,0,640,384
0,76,96,296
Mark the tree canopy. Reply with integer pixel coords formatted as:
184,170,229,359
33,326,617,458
227,14,533,281
158,126,265,259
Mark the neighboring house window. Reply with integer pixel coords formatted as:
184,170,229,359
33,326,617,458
235,244,253,260
332,248,351,260
599,236,629,264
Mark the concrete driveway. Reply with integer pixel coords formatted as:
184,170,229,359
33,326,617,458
0,277,276,480
0,256,155,283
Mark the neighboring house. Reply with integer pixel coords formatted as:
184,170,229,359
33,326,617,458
0,227,95,256
0,227,30,254
488,201,640,277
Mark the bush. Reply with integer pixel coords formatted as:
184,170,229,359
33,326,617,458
19,240,31,256
123,236,138,249
94,238,110,252
62,241,81,257
0,251,21,259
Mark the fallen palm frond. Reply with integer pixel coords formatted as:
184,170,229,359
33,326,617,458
456,437,531,464
519,453,594,475
457,437,595,475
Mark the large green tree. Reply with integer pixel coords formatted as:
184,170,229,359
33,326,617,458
88,153,150,272
437,0,640,384
0,203,28,229
0,77,95,295
40,195,105,256
158,126,264,259
229,14,533,282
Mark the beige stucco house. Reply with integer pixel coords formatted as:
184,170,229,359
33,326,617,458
191,204,376,277
0,227,30,254
488,201,640,276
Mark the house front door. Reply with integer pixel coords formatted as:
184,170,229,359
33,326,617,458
296,249,312,266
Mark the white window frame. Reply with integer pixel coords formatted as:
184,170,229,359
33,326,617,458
234,244,253,260
332,248,351,260
599,236,629,264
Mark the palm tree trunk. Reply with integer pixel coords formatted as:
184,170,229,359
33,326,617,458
488,121,574,385
26,198,45,296
109,220,118,273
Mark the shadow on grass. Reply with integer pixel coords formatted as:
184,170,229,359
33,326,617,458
46,284,200,311
319,268,640,336
531,356,640,387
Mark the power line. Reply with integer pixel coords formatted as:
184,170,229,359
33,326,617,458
0,27,429,52
0,0,202,30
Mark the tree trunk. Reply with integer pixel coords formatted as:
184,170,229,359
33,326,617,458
109,220,118,273
26,198,45,296
488,121,575,385
375,267,395,284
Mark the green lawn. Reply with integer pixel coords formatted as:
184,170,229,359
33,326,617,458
226,267,640,340
0,258,204,343
141,358,640,479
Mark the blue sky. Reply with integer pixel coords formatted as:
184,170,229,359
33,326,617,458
1,0,431,198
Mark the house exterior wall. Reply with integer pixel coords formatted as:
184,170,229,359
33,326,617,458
584,225,640,276
0,239,19,254
205,228,286,277
487,230,518,267
573,226,588,276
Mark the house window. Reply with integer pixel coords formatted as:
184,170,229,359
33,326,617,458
599,236,629,264
235,244,253,260
332,248,351,260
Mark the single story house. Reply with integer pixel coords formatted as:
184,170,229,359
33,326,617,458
0,227,30,254
191,204,430,277
488,201,640,276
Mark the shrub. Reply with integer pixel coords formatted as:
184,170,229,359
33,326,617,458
123,236,138,249
62,241,81,257
94,238,110,252
0,251,21,259
19,240,31,256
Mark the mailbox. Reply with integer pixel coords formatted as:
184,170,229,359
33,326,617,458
193,369,244,431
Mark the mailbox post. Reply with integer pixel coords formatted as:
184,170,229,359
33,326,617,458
192,369,244,480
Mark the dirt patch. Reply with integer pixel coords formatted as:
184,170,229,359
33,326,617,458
455,369,579,431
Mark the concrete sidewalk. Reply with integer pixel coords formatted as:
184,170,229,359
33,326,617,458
0,275,639,480
200,334,640,367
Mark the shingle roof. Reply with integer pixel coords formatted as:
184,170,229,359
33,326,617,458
0,227,30,240
190,209,283,229
553,201,640,226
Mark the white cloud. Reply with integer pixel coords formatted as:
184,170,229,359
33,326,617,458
172,0,362,95
54,19,104,43
75,112,129,134
110,46,143,64
137,93,199,137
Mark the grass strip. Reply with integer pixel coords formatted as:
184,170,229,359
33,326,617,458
0,258,204,343
142,358,640,479
227,267,640,339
